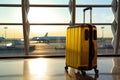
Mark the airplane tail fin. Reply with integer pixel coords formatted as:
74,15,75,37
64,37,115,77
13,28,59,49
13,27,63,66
44,32,48,37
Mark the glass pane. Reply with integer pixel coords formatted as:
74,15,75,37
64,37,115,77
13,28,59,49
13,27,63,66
0,25,24,57
29,8,70,23
76,0,112,4
0,7,22,23
29,25,67,55
97,25,115,55
0,0,21,4
76,8,113,23
30,0,69,4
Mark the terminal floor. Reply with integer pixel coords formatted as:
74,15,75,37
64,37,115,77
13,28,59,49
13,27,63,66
0,57,120,80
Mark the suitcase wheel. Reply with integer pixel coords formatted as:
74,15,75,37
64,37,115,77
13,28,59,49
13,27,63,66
94,68,99,74
81,70,86,76
94,69,99,74
65,66,68,71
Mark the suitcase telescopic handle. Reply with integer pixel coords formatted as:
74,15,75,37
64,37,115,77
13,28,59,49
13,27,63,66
83,7,92,24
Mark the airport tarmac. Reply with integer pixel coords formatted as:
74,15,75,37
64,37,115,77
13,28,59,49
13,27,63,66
0,47,120,57
0,42,119,57
0,57,120,80
0,49,119,57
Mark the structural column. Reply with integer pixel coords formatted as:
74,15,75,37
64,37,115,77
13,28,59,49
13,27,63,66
21,0,30,55
69,0,76,26
111,0,120,54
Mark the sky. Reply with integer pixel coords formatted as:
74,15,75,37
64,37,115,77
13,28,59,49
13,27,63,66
0,0,114,38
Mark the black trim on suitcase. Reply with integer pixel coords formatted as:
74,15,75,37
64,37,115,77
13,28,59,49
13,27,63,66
88,24,94,69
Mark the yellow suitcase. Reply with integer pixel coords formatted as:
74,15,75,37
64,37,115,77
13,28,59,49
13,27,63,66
65,7,98,74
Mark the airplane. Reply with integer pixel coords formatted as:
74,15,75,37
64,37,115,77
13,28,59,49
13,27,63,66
31,32,66,43
0,37,5,42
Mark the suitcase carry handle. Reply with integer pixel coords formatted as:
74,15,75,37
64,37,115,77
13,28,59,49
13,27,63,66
83,7,92,24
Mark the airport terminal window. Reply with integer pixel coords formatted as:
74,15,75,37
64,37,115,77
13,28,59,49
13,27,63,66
0,0,119,57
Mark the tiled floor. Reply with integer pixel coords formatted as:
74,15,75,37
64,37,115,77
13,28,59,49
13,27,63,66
0,57,120,80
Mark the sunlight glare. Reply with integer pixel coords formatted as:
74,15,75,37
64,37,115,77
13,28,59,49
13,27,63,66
29,58,47,76
29,8,60,23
